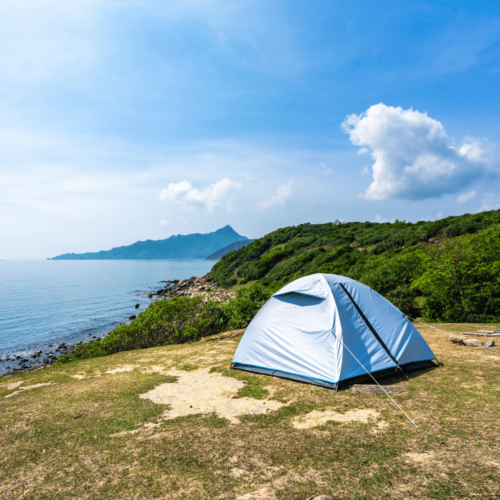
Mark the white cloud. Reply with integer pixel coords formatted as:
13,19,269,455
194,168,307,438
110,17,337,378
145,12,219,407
160,219,170,227
456,190,476,204
342,104,496,201
357,147,369,156
159,178,240,212
361,166,369,176
255,181,294,212
320,162,334,175
478,193,500,212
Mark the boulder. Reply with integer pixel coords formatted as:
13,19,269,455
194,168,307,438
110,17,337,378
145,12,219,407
449,335,465,345
463,339,483,348
484,340,496,348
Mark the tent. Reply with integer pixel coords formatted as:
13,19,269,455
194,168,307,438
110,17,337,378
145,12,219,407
231,273,437,390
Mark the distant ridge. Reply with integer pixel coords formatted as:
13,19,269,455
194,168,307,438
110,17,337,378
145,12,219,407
49,225,248,260
205,239,256,261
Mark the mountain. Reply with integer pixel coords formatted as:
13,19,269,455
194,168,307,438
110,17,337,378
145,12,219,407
205,239,256,261
50,225,248,260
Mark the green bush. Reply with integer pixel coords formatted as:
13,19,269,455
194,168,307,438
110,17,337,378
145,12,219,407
360,253,422,317
60,284,273,363
224,285,272,330
60,296,228,362
412,226,500,322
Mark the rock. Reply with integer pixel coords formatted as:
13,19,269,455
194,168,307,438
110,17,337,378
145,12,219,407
135,303,140,309
449,335,465,345
484,340,496,348
350,384,405,394
428,237,435,243
463,339,483,348
128,315,136,320
307,496,332,500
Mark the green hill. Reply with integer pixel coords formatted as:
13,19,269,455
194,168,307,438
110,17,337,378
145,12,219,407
210,210,500,323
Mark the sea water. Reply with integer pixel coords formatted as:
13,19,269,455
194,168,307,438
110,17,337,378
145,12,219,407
0,259,214,374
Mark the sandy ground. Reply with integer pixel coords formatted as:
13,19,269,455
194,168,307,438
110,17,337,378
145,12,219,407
140,368,284,424
292,408,382,429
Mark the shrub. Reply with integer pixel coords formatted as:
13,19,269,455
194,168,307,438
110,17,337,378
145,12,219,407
60,296,228,362
412,226,500,322
361,253,422,317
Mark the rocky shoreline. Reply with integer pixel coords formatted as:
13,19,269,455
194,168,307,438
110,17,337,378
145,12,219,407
147,274,235,303
1,273,230,378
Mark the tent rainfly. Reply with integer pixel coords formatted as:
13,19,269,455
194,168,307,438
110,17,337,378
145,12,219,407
231,273,437,390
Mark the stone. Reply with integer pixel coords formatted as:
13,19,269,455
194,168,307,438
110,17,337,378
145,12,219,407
484,340,496,348
449,335,465,345
463,339,483,348
135,303,140,309
428,237,435,243
307,496,333,500
128,315,136,320
350,384,405,394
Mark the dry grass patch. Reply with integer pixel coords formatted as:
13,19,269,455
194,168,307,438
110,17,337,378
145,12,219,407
1,322,500,499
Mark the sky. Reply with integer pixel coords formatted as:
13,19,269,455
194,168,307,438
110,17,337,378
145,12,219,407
1,0,500,259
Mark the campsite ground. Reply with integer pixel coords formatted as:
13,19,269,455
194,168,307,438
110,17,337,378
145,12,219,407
1,323,499,500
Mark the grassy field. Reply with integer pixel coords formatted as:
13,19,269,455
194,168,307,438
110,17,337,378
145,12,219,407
1,324,499,500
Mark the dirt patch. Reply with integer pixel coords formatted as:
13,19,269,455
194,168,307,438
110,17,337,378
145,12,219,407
404,452,436,465
236,486,277,500
140,368,283,424
105,365,139,374
292,409,381,429
4,383,53,398
0,381,23,391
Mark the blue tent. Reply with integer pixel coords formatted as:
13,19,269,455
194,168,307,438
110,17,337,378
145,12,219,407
231,273,437,390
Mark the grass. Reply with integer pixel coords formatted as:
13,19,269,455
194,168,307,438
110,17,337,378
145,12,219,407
1,324,500,499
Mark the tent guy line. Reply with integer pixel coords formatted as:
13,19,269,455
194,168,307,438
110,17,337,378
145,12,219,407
331,329,421,430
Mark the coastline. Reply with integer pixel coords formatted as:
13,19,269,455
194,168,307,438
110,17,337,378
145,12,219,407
0,271,231,378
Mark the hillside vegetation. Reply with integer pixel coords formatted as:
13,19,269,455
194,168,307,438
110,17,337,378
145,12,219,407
210,210,500,323
61,210,500,363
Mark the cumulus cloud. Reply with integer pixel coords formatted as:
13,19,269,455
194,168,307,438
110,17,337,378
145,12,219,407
342,104,496,201
255,181,293,212
456,190,476,204
159,178,240,212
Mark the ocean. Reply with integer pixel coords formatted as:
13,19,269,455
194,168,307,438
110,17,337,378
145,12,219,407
0,259,214,375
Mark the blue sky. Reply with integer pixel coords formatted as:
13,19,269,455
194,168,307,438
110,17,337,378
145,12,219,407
1,0,500,258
